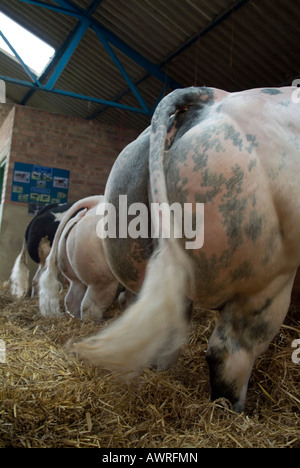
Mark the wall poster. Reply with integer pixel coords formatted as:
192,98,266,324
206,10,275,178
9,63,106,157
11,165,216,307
11,162,70,214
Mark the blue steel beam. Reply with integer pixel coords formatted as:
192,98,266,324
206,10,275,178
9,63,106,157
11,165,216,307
53,0,182,88
88,0,250,120
0,30,41,87
91,22,182,90
20,23,85,104
86,73,153,120
5,0,250,117
88,73,169,120
7,0,182,115
16,0,182,89
160,0,251,66
93,26,149,113
12,0,163,112
86,0,104,15
0,74,150,114
52,0,179,109
44,19,90,90
12,0,82,19
20,0,103,104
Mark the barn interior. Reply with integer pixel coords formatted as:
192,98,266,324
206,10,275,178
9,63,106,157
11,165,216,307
0,0,300,279
0,0,299,449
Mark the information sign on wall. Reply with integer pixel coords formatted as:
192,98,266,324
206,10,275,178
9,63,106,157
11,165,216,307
11,162,70,205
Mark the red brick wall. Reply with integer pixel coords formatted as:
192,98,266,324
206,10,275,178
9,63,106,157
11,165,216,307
2,104,140,204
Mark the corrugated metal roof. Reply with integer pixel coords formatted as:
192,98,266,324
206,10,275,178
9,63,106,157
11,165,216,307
0,0,299,131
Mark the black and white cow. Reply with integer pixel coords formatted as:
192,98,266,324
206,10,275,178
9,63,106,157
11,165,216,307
71,86,300,412
10,202,73,298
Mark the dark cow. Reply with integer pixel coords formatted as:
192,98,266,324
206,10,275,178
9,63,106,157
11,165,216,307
10,202,73,297
73,86,300,412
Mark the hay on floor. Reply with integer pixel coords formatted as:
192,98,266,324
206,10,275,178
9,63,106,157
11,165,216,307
0,285,299,448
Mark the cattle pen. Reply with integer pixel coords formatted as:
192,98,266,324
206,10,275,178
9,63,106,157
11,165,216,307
0,282,299,449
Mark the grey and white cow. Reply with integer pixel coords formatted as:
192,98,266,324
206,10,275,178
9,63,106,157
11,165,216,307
73,86,300,412
38,196,122,322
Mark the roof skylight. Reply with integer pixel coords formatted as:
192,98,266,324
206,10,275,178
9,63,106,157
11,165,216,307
0,12,55,77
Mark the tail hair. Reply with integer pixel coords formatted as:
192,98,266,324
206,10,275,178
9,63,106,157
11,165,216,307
73,236,193,372
10,239,30,298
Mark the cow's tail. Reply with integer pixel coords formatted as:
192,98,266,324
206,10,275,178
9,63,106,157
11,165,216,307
10,238,30,298
73,88,203,372
39,195,103,317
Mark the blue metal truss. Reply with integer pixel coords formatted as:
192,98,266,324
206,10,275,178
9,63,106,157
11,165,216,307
44,18,91,91
0,0,182,116
20,21,91,105
0,0,250,118
0,29,41,87
85,0,250,120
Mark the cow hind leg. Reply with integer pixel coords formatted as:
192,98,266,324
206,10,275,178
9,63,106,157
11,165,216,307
80,280,119,323
39,258,63,317
65,280,87,318
31,265,42,298
206,272,296,412
31,237,51,297
117,288,136,310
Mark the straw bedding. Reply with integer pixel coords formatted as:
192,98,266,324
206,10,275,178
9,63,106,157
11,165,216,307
0,283,299,448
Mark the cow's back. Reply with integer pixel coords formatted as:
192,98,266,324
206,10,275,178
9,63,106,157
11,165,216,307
103,87,300,302
26,203,73,263
159,87,300,307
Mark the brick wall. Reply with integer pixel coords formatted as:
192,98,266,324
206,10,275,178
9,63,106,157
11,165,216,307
2,104,140,204
0,106,15,204
0,103,141,281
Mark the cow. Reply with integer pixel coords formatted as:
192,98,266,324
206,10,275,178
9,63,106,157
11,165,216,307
38,196,121,322
10,202,73,298
71,86,300,413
